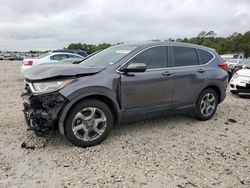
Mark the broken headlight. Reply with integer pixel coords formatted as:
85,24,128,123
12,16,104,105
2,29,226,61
31,79,73,94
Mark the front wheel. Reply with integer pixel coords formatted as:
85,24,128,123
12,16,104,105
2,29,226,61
195,88,218,121
64,100,113,147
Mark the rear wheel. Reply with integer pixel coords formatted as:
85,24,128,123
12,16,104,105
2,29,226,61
65,100,113,147
195,88,218,121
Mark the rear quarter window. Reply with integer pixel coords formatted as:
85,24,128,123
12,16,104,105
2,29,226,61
172,46,198,67
50,54,69,61
197,49,213,64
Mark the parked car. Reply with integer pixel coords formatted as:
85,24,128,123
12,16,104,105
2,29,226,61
20,50,87,75
220,57,232,81
55,51,101,65
221,53,244,69
52,57,84,65
232,58,250,74
52,49,88,58
227,59,241,69
22,42,228,147
230,65,250,97
2,54,16,60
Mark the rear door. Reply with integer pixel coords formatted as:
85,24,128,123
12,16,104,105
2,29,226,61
120,46,174,120
170,46,208,110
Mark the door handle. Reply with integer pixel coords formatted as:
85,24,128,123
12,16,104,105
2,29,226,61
197,69,205,73
162,71,173,76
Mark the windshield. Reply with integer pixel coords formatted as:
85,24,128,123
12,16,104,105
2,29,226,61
80,44,138,68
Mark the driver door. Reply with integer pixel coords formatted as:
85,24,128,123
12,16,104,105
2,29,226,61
120,46,174,121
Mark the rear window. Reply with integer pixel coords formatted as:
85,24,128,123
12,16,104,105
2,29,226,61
197,49,213,64
172,46,198,67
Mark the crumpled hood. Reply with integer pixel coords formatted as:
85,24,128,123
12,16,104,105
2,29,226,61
237,68,250,77
23,64,104,81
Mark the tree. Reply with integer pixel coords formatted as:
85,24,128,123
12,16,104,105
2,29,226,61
197,31,206,38
68,43,83,50
204,31,216,38
66,30,250,57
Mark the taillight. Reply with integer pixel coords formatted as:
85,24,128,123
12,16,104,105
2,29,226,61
218,62,229,71
218,56,229,71
24,60,33,66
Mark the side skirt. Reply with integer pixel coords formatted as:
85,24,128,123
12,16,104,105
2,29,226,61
120,103,196,124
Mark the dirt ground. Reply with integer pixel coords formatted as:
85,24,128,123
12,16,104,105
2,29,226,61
0,61,249,188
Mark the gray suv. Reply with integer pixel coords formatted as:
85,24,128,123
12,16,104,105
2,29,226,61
22,42,228,147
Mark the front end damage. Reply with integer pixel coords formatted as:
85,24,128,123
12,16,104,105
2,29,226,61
21,84,66,137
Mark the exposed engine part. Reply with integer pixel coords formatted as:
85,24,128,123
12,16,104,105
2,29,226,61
22,85,66,137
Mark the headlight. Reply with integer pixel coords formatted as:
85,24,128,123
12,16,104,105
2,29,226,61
31,79,73,94
233,73,239,79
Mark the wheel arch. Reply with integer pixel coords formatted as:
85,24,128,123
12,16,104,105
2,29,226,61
202,84,222,103
58,93,121,135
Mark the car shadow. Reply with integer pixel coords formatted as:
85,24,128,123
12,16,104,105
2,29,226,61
230,93,250,99
112,114,198,135
38,113,200,149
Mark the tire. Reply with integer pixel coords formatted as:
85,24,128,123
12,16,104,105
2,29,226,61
195,88,218,121
64,99,113,147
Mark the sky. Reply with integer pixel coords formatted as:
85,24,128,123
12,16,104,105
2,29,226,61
0,0,249,51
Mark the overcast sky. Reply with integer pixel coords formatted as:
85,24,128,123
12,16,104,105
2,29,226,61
0,0,249,51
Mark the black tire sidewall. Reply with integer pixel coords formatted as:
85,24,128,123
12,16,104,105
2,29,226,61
64,99,113,147
196,89,218,121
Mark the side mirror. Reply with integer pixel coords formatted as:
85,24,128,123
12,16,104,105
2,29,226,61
120,63,147,73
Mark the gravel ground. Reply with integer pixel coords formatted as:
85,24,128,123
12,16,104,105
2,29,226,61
0,61,249,188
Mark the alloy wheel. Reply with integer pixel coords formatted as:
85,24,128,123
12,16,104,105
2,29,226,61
200,93,216,117
71,107,107,141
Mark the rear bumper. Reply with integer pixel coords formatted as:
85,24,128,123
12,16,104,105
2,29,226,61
221,87,227,103
218,77,228,103
20,65,31,75
21,90,66,136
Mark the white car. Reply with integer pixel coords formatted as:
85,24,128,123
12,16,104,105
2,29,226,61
227,59,242,69
21,51,84,75
221,53,244,69
230,67,250,96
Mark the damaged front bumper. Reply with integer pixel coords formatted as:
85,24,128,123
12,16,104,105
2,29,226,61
21,85,66,137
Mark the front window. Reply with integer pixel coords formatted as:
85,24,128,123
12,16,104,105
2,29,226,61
128,46,168,69
80,44,138,68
